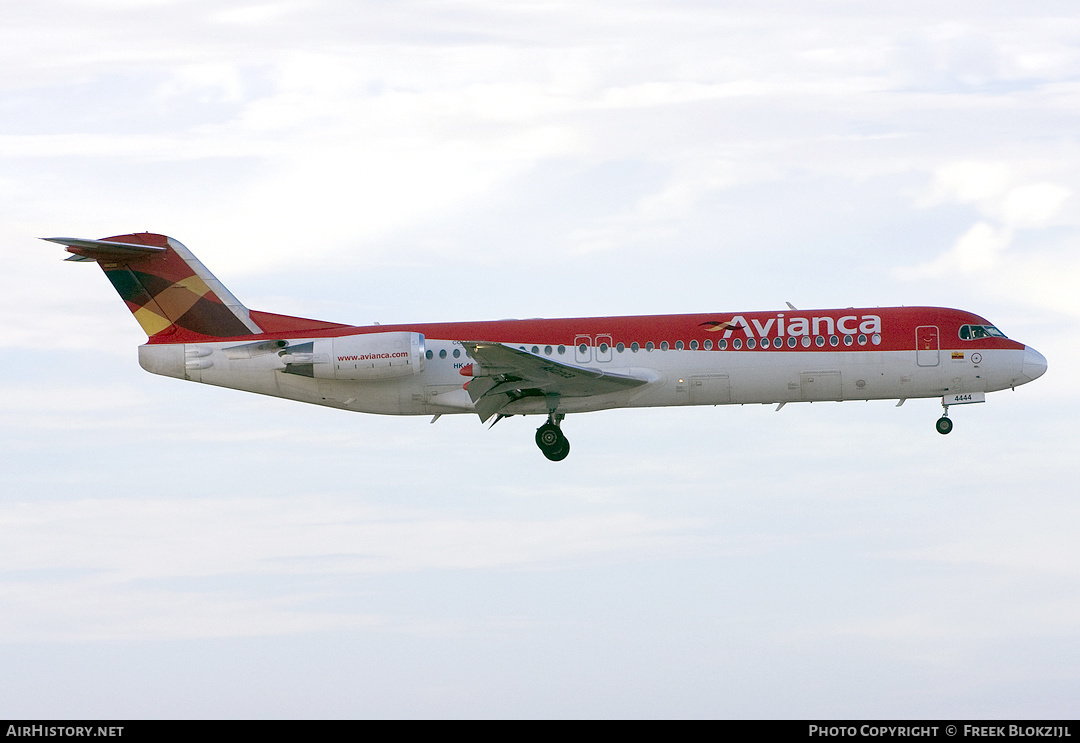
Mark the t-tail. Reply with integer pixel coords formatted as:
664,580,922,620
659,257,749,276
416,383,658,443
44,233,350,342
44,233,261,340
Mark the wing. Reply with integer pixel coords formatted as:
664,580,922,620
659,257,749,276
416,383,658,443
461,341,651,422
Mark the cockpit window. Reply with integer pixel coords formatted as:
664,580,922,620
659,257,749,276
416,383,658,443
959,324,1006,340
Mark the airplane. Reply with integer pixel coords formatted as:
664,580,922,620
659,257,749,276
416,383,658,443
46,232,1048,461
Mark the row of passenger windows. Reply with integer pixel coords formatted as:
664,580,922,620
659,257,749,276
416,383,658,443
426,348,466,360
592,334,882,352
423,334,883,360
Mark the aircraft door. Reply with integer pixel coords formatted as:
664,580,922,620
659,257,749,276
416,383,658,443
574,334,592,363
916,326,939,367
596,334,613,363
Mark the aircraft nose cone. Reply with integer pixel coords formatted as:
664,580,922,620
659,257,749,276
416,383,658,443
1022,345,1047,382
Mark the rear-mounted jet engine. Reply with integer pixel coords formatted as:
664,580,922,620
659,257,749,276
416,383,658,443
280,331,425,380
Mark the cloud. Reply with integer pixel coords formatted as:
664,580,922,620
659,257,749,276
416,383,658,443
896,221,1011,279
0,496,703,640
153,63,246,105
210,2,305,26
898,160,1073,287
3,2,1080,716
999,182,1071,228
918,161,1072,227
921,160,1013,209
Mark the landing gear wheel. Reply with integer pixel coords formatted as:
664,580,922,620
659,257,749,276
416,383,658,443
544,438,570,462
935,416,953,435
536,422,570,461
536,423,562,450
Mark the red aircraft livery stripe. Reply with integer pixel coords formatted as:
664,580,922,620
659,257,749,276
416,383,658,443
147,306,1025,353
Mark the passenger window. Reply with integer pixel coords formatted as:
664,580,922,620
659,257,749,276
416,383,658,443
843,335,853,346
631,342,640,352
773,337,783,349
718,339,727,350
531,346,539,354
646,342,655,351
746,338,757,349
453,349,461,358
425,350,433,360
558,345,566,355
830,335,839,347
704,339,713,350
857,334,867,345
787,337,797,348
578,343,588,354
616,343,625,352
731,339,741,350
815,336,825,347
660,341,669,351
801,336,811,348
599,342,609,353
439,349,447,359
675,341,684,350
690,340,699,350
545,345,552,355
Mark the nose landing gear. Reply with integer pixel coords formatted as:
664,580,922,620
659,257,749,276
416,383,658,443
935,415,953,435
936,401,953,435
934,392,985,434
536,413,570,461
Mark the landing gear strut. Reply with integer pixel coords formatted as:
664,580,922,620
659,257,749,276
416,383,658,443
536,413,570,461
936,403,953,435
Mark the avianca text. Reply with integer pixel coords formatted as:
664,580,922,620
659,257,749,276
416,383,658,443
725,314,881,338
337,352,410,361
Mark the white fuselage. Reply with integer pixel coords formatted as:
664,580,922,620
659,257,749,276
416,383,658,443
139,337,1030,417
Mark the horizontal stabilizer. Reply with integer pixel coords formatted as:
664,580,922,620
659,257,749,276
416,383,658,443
43,237,167,261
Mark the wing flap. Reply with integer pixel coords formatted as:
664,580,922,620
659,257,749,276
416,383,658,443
462,341,651,421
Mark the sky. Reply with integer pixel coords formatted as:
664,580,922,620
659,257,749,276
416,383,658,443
1,0,1078,719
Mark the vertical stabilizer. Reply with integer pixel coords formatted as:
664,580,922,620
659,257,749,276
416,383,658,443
44,233,262,339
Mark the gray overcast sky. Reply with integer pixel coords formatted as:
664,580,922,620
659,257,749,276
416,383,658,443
1,0,1078,718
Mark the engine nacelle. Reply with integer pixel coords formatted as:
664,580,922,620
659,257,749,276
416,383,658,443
311,332,425,381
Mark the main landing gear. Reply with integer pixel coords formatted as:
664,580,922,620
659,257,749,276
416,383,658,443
536,413,570,461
